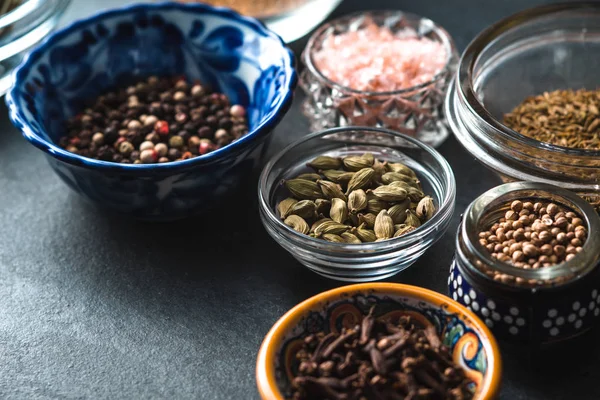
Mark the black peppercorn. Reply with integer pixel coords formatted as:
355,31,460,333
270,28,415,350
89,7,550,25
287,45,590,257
97,145,114,161
206,116,217,128
177,130,190,143
197,106,208,117
218,117,232,129
168,148,181,160
129,150,140,162
197,126,212,138
108,110,122,120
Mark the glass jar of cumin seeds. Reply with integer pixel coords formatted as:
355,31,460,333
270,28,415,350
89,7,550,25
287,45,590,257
450,182,600,345
445,3,600,211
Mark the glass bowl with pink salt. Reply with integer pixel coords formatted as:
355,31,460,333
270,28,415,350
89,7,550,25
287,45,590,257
300,10,458,148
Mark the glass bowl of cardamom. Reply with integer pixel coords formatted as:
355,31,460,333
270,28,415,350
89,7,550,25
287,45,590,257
446,2,600,212
258,126,456,282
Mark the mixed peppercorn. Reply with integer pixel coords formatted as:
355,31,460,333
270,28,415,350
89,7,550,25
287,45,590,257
59,76,249,164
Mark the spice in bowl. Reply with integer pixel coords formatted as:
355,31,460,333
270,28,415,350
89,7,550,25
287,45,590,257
312,19,447,92
59,76,249,164
479,200,587,270
277,153,437,243
503,88,600,150
475,197,589,287
290,306,474,400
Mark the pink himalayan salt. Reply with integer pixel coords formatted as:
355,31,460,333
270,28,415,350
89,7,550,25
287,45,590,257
313,22,448,92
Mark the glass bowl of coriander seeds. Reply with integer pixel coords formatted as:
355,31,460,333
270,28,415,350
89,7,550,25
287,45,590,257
446,2,600,211
450,182,600,346
258,126,456,282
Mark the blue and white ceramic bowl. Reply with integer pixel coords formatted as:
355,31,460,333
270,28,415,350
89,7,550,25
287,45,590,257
256,283,502,400
6,2,296,220
450,182,600,345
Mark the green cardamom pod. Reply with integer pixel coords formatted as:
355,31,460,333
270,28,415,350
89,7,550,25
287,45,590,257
317,180,347,202
277,197,298,219
343,155,373,171
405,209,422,228
340,232,362,244
381,172,419,185
284,179,322,200
321,169,355,184
387,162,417,178
311,217,332,233
371,185,408,202
322,233,345,243
366,197,388,214
315,199,331,215
330,198,348,224
346,168,375,194
374,210,394,239
284,215,309,234
314,220,350,236
296,173,322,181
348,189,368,214
389,180,421,191
352,224,377,243
289,200,317,220
358,213,377,228
372,159,387,181
307,155,342,170
361,152,375,164
348,213,359,227
394,224,416,238
416,196,436,221
407,187,425,202
387,199,410,224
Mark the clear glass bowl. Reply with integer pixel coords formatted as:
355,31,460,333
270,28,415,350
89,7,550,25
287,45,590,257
445,3,600,211
258,126,456,282
300,10,458,148
0,0,71,96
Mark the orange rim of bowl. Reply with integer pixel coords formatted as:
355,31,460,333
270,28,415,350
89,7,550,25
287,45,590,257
256,283,502,400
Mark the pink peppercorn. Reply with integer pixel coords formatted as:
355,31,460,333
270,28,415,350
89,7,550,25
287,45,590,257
199,141,213,155
154,120,169,136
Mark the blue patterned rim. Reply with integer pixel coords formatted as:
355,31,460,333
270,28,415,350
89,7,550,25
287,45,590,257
5,1,297,172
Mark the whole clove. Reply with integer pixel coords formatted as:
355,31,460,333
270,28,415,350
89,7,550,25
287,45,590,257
290,307,474,400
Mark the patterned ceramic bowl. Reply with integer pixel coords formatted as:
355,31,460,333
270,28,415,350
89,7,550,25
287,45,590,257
450,182,600,345
256,283,502,400
5,2,296,220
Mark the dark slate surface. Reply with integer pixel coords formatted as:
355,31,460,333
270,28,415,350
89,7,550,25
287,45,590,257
2,0,600,399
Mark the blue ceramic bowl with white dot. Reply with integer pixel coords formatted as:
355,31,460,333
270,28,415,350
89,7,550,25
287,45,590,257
5,2,296,220
450,182,600,346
